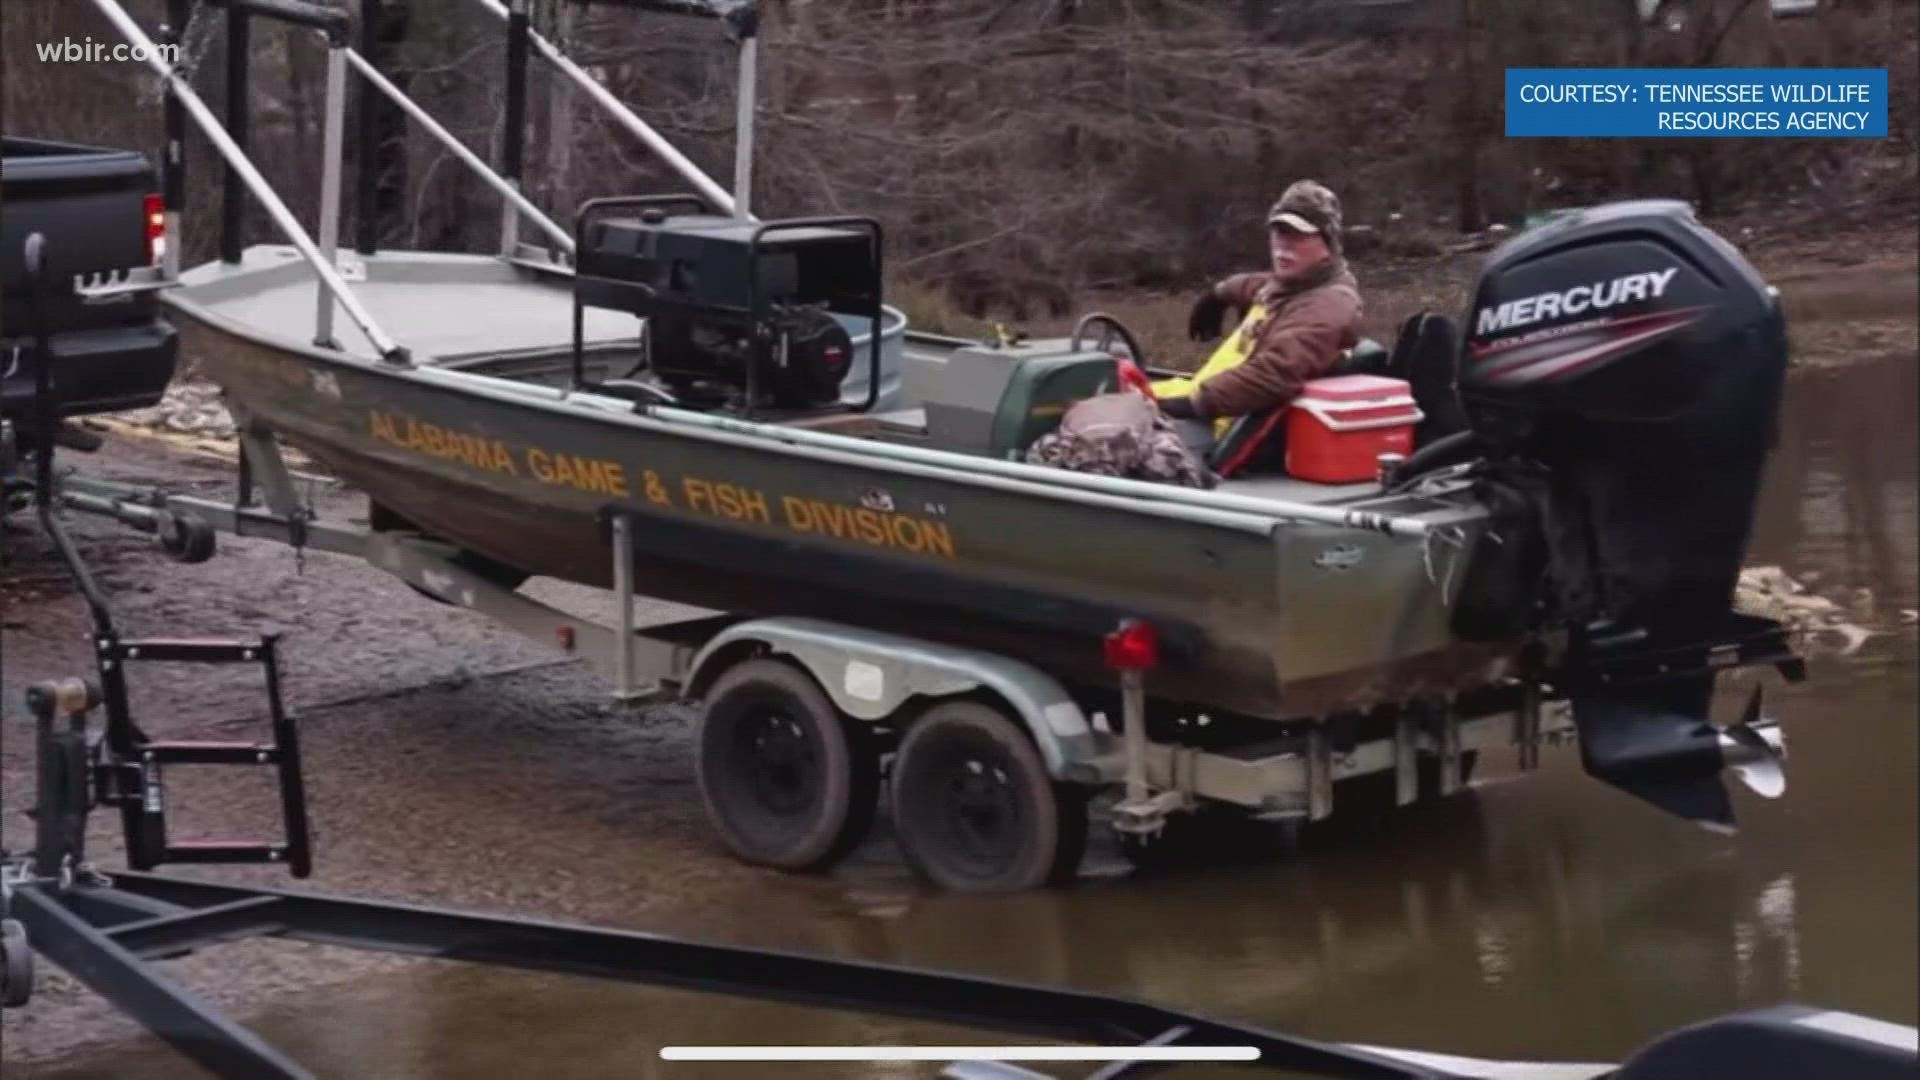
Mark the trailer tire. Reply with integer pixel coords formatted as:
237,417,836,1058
890,701,1088,893
156,510,216,564
696,658,878,872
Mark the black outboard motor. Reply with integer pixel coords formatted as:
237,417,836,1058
1455,200,1798,830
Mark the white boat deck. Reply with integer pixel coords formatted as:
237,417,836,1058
168,246,639,364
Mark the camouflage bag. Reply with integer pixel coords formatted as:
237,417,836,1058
1025,392,1217,489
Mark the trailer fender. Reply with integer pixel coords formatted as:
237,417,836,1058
684,617,1116,783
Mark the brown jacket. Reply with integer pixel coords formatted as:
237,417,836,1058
1191,261,1362,419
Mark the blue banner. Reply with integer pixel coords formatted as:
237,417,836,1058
1505,68,1887,138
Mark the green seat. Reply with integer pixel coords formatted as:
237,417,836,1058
985,352,1120,459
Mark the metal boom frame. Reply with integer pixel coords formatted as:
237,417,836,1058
6,865,1434,1080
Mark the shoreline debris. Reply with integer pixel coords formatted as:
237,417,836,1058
1737,565,1883,656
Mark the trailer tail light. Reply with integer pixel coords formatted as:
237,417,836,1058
1103,618,1160,672
144,194,166,266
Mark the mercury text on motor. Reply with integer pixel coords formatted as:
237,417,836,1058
1474,268,1679,336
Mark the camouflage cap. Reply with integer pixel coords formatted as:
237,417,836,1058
1267,180,1343,252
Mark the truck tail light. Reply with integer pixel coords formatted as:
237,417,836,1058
144,193,166,266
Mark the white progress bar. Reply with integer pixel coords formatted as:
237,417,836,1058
660,1046,1261,1062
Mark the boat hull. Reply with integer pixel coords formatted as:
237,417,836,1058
168,295,1517,721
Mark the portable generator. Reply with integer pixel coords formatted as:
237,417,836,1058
570,195,883,415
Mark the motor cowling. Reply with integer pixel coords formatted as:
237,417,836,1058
1456,199,1789,646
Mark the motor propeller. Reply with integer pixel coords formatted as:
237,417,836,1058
1720,684,1788,800
1571,680,1788,834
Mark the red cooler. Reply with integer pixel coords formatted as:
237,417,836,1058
1285,375,1424,483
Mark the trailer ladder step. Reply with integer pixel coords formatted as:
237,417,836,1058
138,741,281,766
92,633,313,878
108,637,272,664
161,841,295,865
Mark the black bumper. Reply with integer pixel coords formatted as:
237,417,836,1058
2,317,179,422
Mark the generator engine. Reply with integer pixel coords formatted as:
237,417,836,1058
642,298,856,411
573,202,882,413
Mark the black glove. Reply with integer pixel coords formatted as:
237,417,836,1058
1186,290,1229,342
1159,395,1199,420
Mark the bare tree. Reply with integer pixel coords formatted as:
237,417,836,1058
4,0,1912,305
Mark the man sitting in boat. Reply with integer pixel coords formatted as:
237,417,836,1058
1155,180,1364,458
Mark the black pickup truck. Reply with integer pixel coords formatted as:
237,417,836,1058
2,135,178,447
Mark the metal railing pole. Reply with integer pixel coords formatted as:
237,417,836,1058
500,0,530,256
355,0,382,255
221,6,250,263
314,42,348,348
732,34,757,219
343,48,576,256
612,514,637,700
467,0,740,217
160,0,189,279
87,0,409,363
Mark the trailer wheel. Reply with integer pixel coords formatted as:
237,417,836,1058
1,918,31,1008
890,701,1088,893
156,510,217,564
696,658,878,872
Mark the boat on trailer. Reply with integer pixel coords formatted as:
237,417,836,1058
38,0,1806,892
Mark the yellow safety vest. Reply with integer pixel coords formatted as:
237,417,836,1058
1152,304,1267,437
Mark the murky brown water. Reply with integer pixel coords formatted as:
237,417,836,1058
24,357,1918,1079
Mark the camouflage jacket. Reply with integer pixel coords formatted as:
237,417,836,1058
1191,259,1362,419
1025,392,1216,489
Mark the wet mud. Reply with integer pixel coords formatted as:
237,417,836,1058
3,356,1916,1078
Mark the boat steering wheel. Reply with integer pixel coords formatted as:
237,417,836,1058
1069,313,1154,398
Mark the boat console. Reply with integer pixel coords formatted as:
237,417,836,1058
901,332,1127,459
